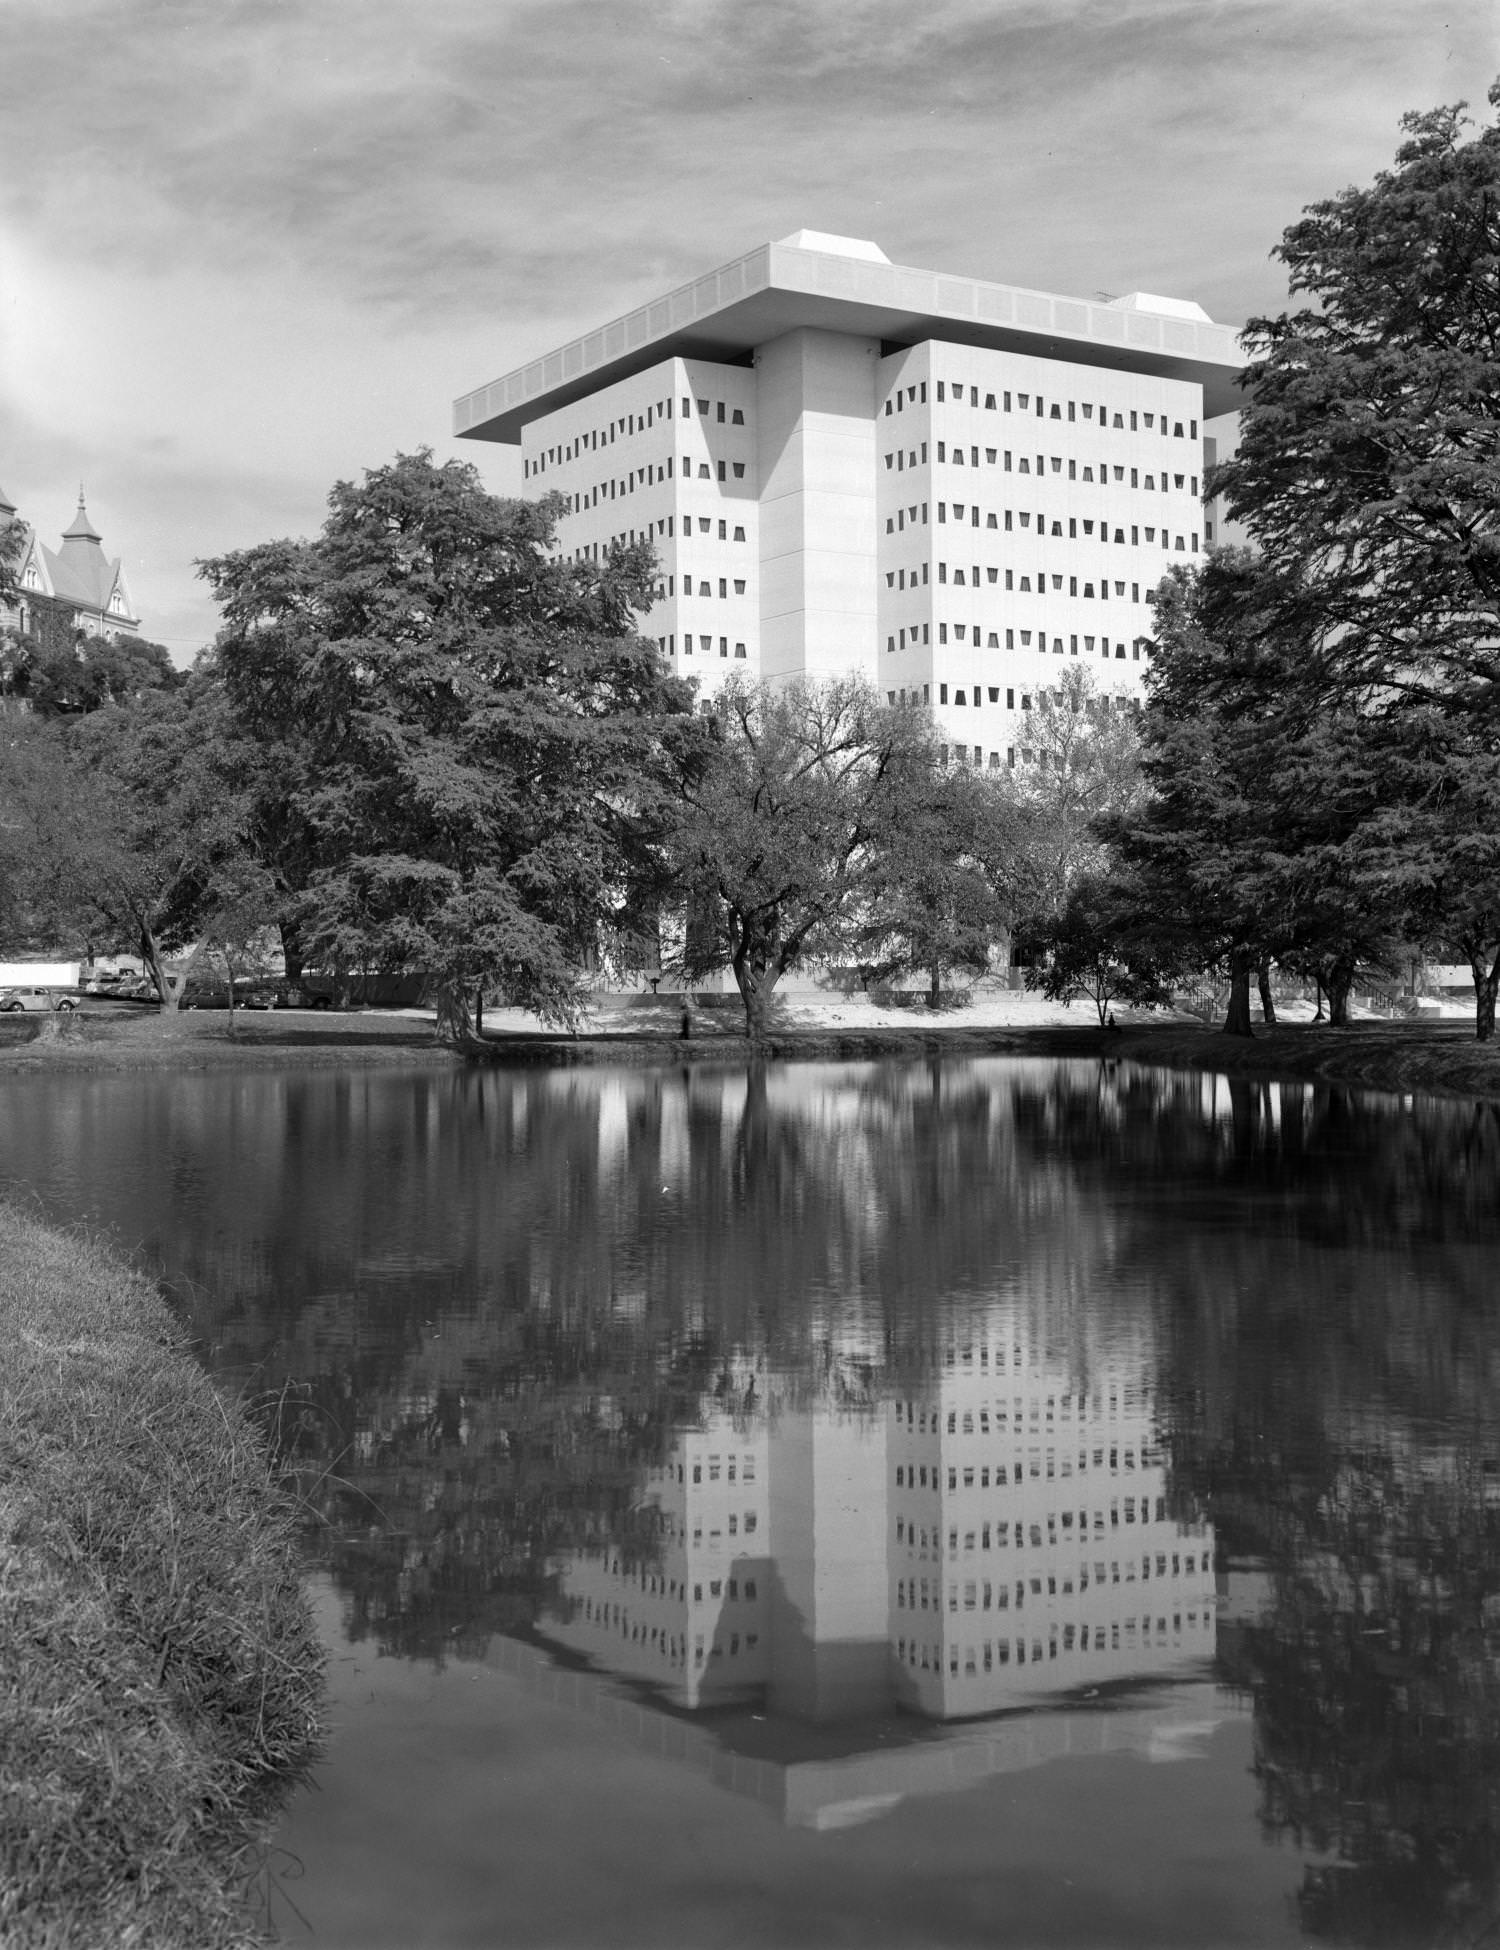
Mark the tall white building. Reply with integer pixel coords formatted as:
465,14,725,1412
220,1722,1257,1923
455,230,1245,761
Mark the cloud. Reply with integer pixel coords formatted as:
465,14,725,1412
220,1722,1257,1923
0,0,1494,653
5,0,1492,328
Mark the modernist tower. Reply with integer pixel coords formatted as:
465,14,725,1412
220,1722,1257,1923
455,231,1245,762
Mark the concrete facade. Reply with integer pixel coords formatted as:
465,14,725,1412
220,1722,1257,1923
457,232,1246,756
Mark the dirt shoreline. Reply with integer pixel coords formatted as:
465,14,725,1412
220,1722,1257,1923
3,1003,1498,1103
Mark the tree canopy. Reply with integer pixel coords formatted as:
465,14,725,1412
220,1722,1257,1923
1134,87,1500,1037
0,690,254,1004
1212,82,1500,729
670,677,989,1036
200,452,703,1041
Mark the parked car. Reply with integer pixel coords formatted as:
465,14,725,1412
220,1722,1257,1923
273,980,335,1010
0,986,79,1013
179,977,277,1010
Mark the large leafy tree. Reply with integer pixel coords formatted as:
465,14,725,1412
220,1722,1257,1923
1212,82,1500,726
1136,556,1416,1034
852,760,1015,1003
1026,870,1180,1026
200,453,701,1043
671,677,963,1037
0,689,253,1005
1200,85,1500,1035
1006,664,1145,933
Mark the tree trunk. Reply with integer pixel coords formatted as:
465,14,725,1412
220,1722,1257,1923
474,985,484,1039
279,919,305,985
1257,959,1277,1026
928,960,941,1005
732,955,778,1041
434,980,482,1050
141,923,178,1013
686,883,720,979
1312,975,1325,1022
1325,960,1355,1028
1471,950,1499,1043
1222,949,1254,1037
222,945,240,1035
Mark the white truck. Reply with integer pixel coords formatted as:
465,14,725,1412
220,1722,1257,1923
0,961,85,1014
0,961,84,990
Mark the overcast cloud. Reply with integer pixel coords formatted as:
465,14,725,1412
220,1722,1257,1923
0,0,1494,656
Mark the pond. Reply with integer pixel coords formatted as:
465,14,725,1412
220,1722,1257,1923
4,1055,1500,1948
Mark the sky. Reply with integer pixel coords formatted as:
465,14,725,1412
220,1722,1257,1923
1,0,1494,663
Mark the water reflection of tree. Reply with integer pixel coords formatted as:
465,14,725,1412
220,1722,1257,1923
993,1060,1500,1944
132,1060,1144,1663
1241,1462,1500,1946
1146,1210,1500,1942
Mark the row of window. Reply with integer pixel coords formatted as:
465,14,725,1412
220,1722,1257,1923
896,1434,1153,1469
928,381,1198,438
896,1556,1203,1611
897,1456,1173,1507
936,745,1056,771
888,445,1197,499
680,1454,757,1484
686,1510,758,1543
691,1575,758,1603
653,635,748,659
573,517,750,559
898,1520,1195,1570
694,1630,758,1664
525,394,749,479
901,569,1147,600
895,1387,1139,1417
560,452,751,509
656,576,749,599
938,505,1197,549
884,500,1200,546
570,1606,762,1671
898,1614,1209,1678
885,629,1147,661
937,1405,1150,1435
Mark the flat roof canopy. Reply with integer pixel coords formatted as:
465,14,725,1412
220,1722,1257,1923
455,238,1248,445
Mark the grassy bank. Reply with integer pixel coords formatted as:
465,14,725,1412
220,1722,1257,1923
0,1206,324,1949
3,999,1499,1106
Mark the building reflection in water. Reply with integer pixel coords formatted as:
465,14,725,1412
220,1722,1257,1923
541,1298,1217,1765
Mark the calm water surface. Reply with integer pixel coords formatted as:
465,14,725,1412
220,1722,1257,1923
5,1055,1500,1949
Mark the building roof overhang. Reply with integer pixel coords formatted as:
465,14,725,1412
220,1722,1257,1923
455,238,1249,446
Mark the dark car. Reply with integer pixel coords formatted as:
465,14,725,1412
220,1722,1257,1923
273,980,335,1010
179,977,277,1010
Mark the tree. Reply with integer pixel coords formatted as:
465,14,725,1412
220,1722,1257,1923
0,513,22,607
670,678,958,1037
1133,555,1418,1035
1005,664,1145,932
1386,714,1500,1038
852,761,1014,1002
1,691,253,1007
1205,84,1500,1033
1026,872,1179,1025
200,453,701,1045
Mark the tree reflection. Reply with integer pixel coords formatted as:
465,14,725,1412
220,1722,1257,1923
8,1050,1500,1925
1144,1164,1500,1941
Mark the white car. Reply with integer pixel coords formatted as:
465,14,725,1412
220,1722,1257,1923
0,986,79,1013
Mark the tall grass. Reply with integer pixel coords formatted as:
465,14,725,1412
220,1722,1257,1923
0,1206,325,1948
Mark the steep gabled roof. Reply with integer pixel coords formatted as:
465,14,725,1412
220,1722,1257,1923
41,493,135,620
